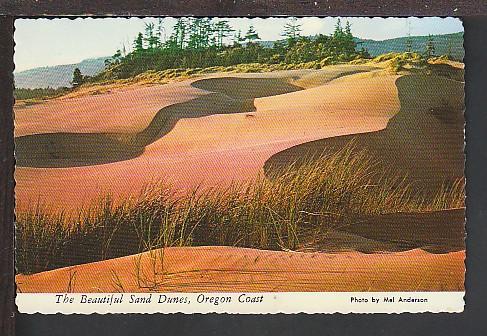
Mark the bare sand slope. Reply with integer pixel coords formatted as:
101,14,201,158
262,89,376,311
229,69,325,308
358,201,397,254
15,68,399,211
15,66,375,168
14,81,208,136
265,74,465,192
14,66,375,138
16,246,465,292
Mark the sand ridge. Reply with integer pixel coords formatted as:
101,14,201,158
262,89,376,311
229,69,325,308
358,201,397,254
15,66,399,211
264,73,465,192
16,246,465,293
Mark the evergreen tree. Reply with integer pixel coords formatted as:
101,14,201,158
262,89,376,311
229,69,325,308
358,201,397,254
187,18,202,49
333,18,344,39
344,21,352,39
214,20,234,48
245,25,260,44
188,18,216,49
171,18,188,50
233,30,245,46
331,19,356,56
200,18,214,48
425,34,436,58
133,32,144,52
112,49,122,63
101,17,370,80
156,18,166,48
72,68,84,87
282,17,302,41
144,22,159,49
284,17,301,38
342,21,356,55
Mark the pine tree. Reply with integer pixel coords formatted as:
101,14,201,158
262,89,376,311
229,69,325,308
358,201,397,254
112,49,122,63
233,30,246,46
144,22,159,49
425,34,436,59
344,21,352,39
333,18,344,39
343,21,356,55
332,18,344,54
171,18,188,50
72,68,84,87
188,18,217,49
245,25,260,44
156,18,166,48
187,18,201,49
201,18,214,48
133,32,144,52
214,20,234,48
282,17,302,41
331,19,356,57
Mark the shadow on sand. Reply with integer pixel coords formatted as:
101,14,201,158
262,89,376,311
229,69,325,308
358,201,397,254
299,208,465,253
264,73,465,193
263,72,465,253
15,77,303,168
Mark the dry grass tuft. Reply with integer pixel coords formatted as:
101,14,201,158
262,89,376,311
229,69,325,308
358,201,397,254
16,144,464,274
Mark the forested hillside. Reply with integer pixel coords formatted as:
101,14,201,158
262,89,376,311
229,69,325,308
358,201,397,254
357,32,463,60
95,18,368,81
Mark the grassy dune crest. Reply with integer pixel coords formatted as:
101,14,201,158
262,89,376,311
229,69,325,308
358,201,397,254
16,144,464,275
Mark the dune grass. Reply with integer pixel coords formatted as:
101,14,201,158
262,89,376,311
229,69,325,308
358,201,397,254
16,145,464,275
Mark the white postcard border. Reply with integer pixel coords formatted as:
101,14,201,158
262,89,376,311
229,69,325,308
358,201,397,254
17,292,465,314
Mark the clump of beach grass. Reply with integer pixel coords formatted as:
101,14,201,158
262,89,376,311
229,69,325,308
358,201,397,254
16,145,464,274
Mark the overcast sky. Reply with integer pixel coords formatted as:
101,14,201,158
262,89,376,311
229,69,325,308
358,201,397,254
14,17,463,72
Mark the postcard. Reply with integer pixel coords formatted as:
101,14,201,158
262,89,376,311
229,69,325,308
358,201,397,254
14,17,465,313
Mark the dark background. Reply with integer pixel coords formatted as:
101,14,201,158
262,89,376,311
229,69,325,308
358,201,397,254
1,3,486,335
0,0,487,16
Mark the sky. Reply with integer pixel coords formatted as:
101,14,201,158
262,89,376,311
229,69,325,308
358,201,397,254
14,17,463,72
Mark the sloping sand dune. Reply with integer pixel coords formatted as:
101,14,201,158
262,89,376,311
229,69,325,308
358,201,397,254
265,74,464,192
14,81,208,136
15,66,374,168
15,66,399,211
16,246,465,292
14,66,374,138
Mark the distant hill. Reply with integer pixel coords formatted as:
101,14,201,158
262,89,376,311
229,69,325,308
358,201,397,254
257,32,464,60
14,56,109,89
356,32,464,60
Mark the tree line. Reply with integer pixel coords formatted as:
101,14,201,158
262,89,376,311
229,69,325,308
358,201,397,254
88,18,369,80
70,18,447,85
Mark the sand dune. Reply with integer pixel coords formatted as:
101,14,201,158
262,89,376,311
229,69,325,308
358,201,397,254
14,65,466,293
14,81,207,136
16,246,465,292
15,67,372,168
265,74,465,192
15,76,304,167
17,206,465,292
15,66,399,211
